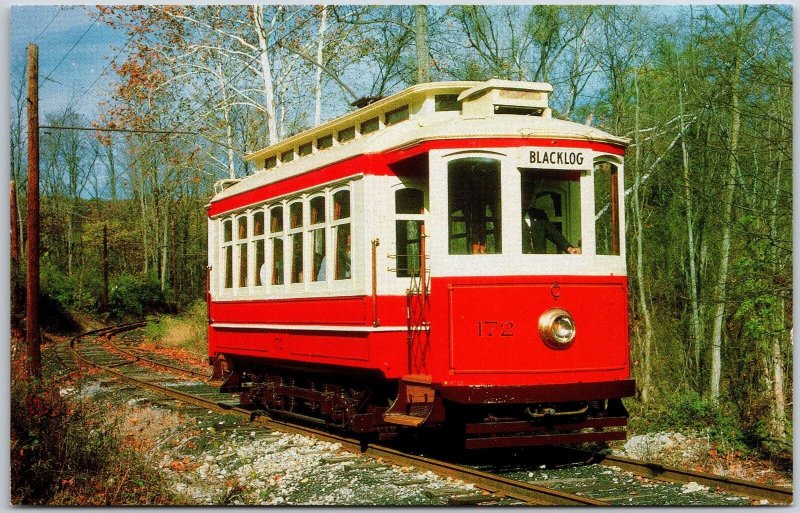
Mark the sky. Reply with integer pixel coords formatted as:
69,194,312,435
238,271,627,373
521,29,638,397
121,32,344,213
9,5,128,119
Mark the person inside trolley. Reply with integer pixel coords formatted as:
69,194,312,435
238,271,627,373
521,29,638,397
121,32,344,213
526,207,581,254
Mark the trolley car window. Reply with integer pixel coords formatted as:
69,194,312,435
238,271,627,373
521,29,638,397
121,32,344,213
269,205,284,285
237,216,248,287
333,190,350,220
298,142,312,156
334,224,351,280
224,246,233,288
223,219,232,242
337,126,355,143
317,134,333,150
265,155,277,169
360,117,379,134
289,202,303,229
281,149,294,163
253,211,265,286
310,196,326,282
289,201,304,283
521,170,581,254
332,189,351,280
395,188,424,278
595,162,620,255
270,206,283,233
435,94,460,112
385,105,409,126
448,158,502,255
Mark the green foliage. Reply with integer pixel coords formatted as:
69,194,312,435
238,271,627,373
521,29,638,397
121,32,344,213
108,273,168,319
648,391,749,453
145,300,208,356
10,377,178,505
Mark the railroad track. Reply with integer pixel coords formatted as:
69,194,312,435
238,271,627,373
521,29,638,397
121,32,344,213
66,323,792,506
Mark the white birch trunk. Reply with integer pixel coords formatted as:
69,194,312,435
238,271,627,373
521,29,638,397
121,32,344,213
678,86,702,371
252,4,278,145
314,5,327,127
709,5,744,403
632,74,653,403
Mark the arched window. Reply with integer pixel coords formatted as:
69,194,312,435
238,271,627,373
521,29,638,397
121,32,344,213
309,195,326,281
269,205,284,285
288,200,304,283
332,189,351,280
221,218,233,289
594,160,620,255
236,215,249,288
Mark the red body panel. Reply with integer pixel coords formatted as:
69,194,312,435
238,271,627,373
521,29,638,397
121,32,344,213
208,275,630,389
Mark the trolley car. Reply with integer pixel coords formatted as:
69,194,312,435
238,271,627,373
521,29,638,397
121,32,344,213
207,79,635,449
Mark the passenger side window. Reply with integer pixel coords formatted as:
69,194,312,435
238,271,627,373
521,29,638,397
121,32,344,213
252,210,265,286
309,195,326,282
289,201,304,283
332,189,351,280
222,218,233,289
270,206,284,285
236,216,248,288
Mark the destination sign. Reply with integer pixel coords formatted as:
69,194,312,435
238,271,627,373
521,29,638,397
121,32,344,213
521,148,591,170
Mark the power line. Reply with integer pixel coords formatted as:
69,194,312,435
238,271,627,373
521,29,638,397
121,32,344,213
41,14,100,87
39,124,197,135
66,28,137,112
32,6,63,44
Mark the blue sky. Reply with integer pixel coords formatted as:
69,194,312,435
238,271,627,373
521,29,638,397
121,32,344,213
10,5,128,119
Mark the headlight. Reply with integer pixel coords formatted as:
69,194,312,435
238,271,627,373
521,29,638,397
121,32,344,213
538,308,576,348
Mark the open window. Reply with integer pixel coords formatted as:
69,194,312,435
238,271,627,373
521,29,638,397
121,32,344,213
448,158,501,255
309,195,326,282
594,160,621,256
520,170,581,254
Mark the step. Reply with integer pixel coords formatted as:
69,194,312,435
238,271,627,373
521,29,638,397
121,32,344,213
383,413,427,427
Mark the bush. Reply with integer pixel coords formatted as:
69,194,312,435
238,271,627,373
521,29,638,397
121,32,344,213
10,376,178,505
651,390,747,453
108,273,168,319
145,300,208,357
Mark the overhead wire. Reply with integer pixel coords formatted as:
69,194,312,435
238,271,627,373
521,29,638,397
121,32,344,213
31,6,63,44
41,13,100,87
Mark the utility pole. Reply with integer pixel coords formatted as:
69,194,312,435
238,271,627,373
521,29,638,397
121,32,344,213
102,223,109,311
26,43,41,379
10,181,23,329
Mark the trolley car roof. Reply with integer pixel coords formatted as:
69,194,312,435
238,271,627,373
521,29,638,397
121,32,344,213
214,80,628,204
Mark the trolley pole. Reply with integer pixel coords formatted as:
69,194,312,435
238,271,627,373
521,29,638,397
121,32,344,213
26,43,41,379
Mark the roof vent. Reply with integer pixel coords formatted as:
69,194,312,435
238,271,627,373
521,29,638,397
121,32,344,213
457,79,552,118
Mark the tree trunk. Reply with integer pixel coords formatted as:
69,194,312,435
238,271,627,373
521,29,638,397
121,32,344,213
252,5,278,145
678,86,702,373
709,5,744,403
415,5,431,83
314,5,328,126
631,73,653,403
107,142,117,201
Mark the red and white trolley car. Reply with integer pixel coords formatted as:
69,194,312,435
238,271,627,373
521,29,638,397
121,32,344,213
207,80,635,449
